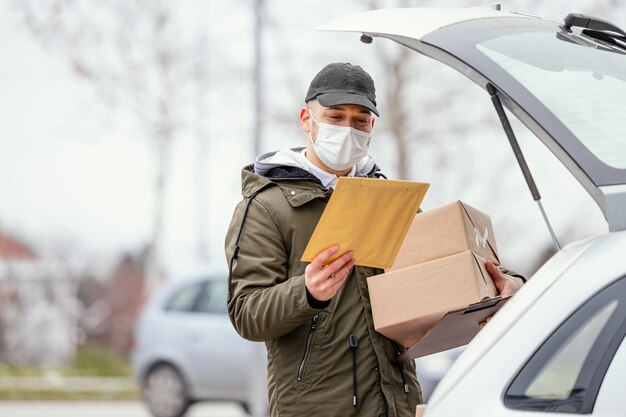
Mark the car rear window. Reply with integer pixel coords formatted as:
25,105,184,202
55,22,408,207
195,280,228,314
477,32,626,169
164,283,203,312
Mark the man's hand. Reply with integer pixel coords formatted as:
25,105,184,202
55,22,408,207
480,260,524,328
485,260,524,298
305,246,354,302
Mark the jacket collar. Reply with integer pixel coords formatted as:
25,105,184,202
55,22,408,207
241,165,329,207
241,149,386,208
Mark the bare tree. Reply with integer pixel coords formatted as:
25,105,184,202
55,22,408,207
14,0,208,291
372,41,414,179
252,0,265,160
364,0,502,180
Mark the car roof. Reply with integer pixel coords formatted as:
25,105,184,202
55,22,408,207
319,7,626,232
165,266,227,291
168,263,228,280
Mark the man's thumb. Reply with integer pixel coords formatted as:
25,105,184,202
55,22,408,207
486,260,503,283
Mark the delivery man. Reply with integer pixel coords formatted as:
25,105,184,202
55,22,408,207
225,62,525,416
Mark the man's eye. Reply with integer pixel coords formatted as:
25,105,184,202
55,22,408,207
355,118,369,125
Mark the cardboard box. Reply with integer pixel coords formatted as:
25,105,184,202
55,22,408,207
368,251,498,349
387,201,499,272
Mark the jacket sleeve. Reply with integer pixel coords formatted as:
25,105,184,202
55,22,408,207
225,196,321,342
498,266,526,283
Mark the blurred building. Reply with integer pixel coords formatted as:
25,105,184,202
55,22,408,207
0,230,79,366
81,252,146,356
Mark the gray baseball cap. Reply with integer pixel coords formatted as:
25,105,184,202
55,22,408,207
305,62,379,116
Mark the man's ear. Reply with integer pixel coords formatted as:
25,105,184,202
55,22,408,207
371,117,375,129
300,107,311,133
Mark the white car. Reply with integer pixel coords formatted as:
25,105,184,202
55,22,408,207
321,7,626,417
131,267,268,417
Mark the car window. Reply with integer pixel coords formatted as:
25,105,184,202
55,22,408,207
477,32,626,170
194,280,228,314
593,334,626,413
505,275,626,413
164,283,203,312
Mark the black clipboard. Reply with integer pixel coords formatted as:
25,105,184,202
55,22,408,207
395,296,510,362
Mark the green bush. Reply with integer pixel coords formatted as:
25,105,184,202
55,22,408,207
0,345,138,400
72,345,132,377
0,344,132,377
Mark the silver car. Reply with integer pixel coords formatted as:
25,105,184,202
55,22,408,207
131,267,268,417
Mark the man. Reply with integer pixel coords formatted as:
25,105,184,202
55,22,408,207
225,62,524,416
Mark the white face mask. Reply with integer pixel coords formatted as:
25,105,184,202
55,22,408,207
308,111,372,171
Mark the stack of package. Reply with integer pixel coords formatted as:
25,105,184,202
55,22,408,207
367,201,504,360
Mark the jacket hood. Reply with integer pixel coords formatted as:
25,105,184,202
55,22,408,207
254,147,310,177
241,147,384,198
255,147,380,178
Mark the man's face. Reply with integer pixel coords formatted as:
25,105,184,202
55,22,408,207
300,100,375,140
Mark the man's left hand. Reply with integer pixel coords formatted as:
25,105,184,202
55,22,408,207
485,260,524,298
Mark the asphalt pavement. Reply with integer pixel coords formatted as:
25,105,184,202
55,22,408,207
0,401,247,417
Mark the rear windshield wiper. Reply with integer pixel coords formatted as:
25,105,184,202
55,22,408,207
581,29,626,50
560,12,626,51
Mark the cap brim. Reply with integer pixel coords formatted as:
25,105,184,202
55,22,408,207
317,92,379,117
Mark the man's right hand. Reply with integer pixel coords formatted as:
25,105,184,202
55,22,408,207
305,246,354,302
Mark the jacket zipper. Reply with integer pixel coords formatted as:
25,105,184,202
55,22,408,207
296,315,318,382
348,334,358,407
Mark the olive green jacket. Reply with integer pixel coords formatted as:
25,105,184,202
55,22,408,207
226,151,421,417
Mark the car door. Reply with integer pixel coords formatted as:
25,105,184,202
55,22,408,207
158,281,206,381
187,278,260,400
593,331,626,415
501,275,626,417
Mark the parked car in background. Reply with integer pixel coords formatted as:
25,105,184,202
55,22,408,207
131,267,268,417
320,6,626,417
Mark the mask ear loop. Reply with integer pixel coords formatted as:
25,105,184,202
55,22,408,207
308,109,319,125
307,109,319,144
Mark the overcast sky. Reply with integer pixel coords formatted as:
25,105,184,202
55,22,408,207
0,0,370,275
0,0,618,278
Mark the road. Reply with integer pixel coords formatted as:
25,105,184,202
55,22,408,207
0,401,248,417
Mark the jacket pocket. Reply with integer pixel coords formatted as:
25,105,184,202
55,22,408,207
296,315,318,384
